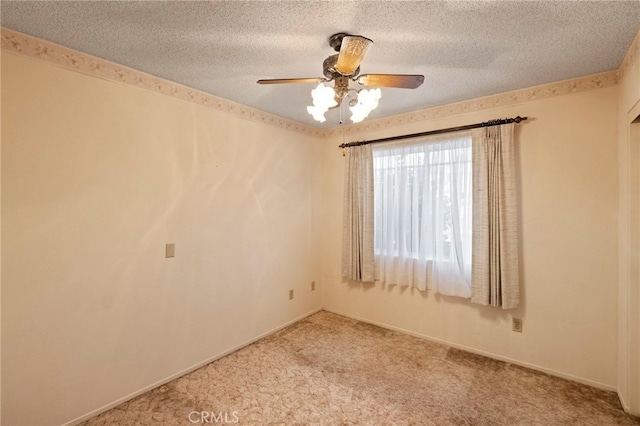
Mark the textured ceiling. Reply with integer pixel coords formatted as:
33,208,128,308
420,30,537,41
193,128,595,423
2,1,639,129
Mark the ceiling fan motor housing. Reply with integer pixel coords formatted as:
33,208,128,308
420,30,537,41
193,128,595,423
329,32,349,52
323,54,359,79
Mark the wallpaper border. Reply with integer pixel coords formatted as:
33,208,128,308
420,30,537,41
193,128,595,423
619,26,640,81
320,69,620,138
2,27,635,138
0,27,323,138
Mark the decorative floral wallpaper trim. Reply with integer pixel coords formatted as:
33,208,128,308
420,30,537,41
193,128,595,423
0,28,323,138
2,27,635,139
319,70,619,138
619,28,639,81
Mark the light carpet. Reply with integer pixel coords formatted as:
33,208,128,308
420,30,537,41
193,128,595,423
82,311,639,425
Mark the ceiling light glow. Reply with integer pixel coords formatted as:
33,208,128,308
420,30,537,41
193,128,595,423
349,88,381,123
307,83,338,122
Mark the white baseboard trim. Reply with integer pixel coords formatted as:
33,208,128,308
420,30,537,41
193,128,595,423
62,308,322,426
322,308,617,393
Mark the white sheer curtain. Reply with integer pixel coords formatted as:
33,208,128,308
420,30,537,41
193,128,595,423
373,133,473,297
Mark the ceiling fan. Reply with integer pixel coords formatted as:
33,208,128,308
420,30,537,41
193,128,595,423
257,32,424,123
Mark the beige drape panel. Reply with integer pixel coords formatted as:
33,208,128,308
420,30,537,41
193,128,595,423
342,145,375,282
471,123,520,309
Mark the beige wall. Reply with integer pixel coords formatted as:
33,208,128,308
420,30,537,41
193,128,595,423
617,31,640,415
320,85,620,390
1,52,322,426
2,29,636,424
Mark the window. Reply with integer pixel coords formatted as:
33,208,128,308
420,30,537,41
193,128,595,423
372,133,472,297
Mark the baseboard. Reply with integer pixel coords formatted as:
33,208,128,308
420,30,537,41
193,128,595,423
62,308,322,426
322,308,617,393
62,305,618,425
618,388,630,412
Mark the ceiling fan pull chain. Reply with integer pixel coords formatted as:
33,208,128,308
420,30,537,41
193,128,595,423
341,117,346,156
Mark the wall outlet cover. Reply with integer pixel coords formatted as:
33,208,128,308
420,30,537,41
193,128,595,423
512,318,523,333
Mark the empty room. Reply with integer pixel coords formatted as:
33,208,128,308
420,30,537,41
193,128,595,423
2,1,640,425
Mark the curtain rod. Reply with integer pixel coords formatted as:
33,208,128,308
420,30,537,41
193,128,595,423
338,116,527,149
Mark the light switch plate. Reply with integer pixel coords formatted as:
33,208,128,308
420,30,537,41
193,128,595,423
165,243,175,258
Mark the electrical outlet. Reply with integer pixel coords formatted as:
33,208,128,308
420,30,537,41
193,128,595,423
311,281,316,291
289,289,294,300
512,318,523,333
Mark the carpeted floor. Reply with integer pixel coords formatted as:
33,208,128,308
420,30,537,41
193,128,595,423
82,311,639,425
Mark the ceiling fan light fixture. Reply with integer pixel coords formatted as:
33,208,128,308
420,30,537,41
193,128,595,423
349,88,381,123
307,83,338,122
258,33,422,125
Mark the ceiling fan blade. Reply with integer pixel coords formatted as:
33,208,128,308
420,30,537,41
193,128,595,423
356,74,425,89
257,77,326,85
335,35,373,76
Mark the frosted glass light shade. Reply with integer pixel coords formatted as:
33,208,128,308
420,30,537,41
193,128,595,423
307,83,338,122
350,88,381,123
